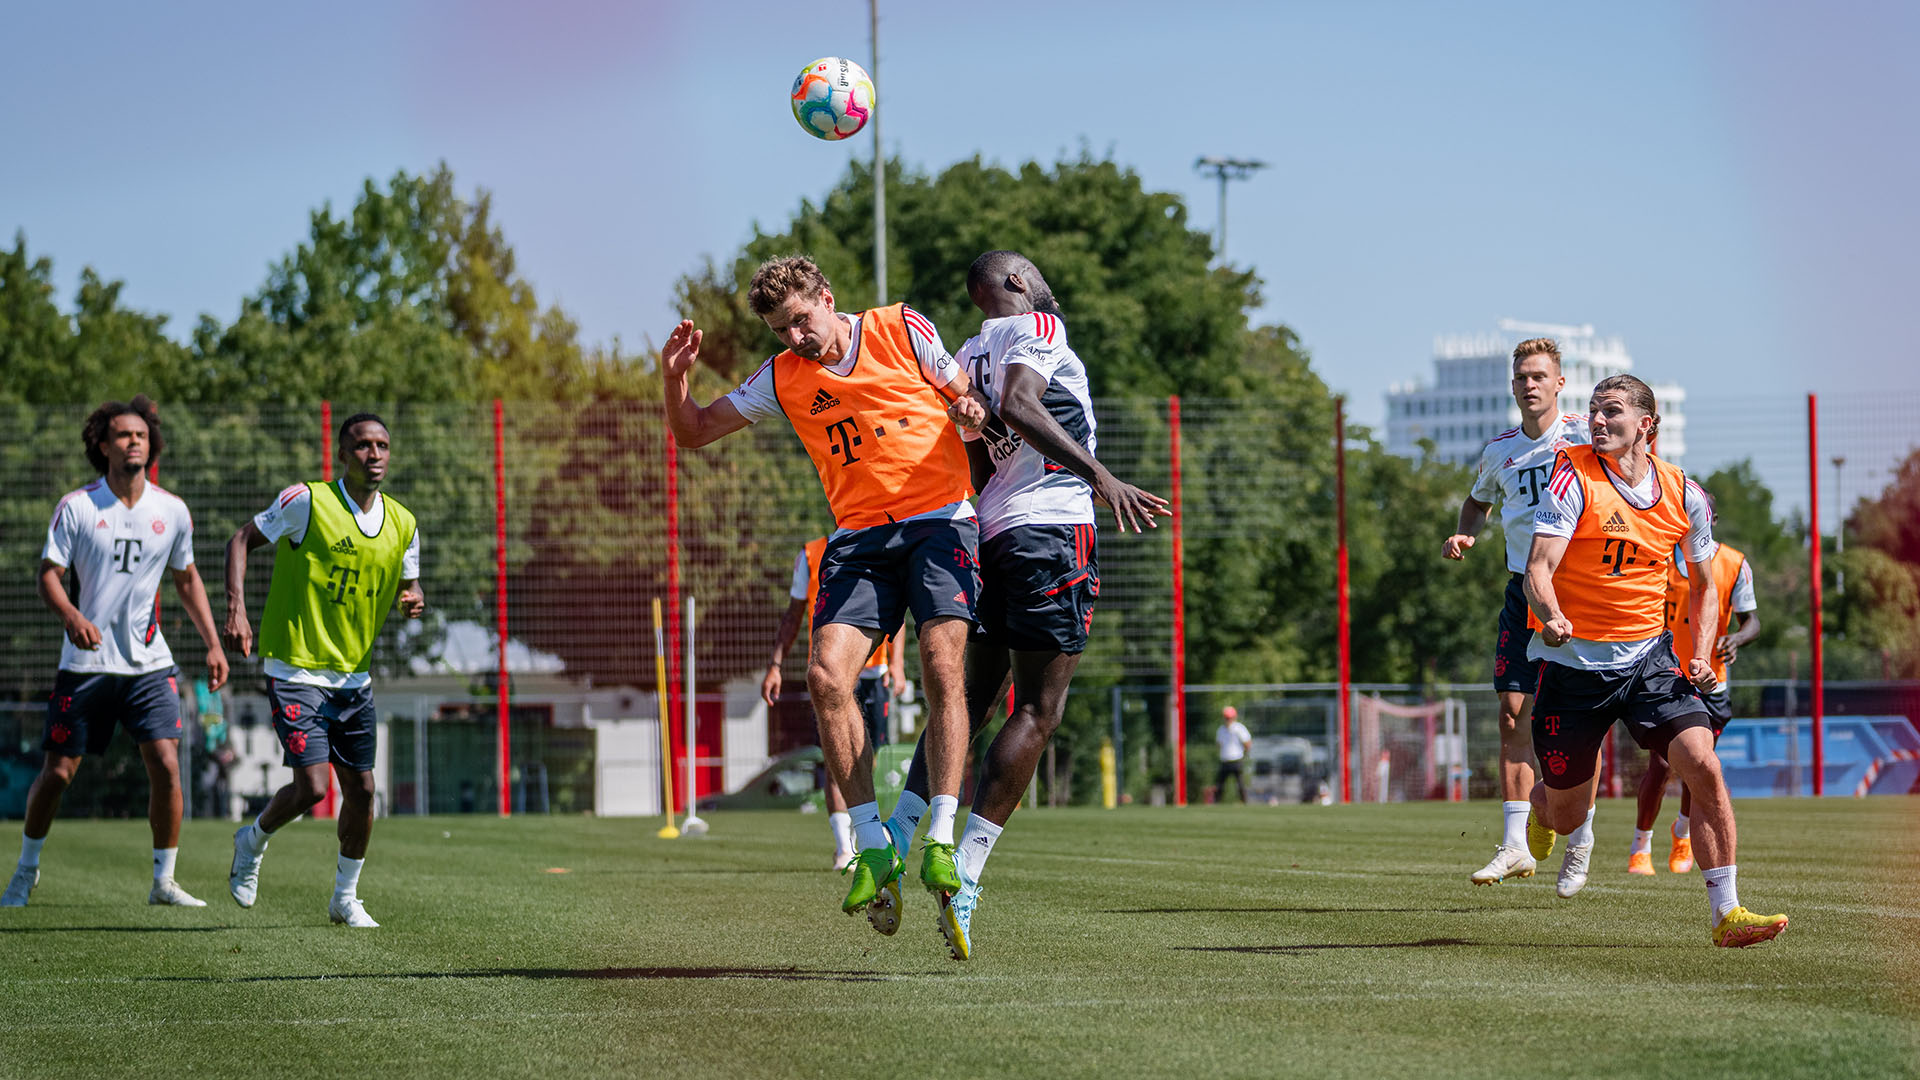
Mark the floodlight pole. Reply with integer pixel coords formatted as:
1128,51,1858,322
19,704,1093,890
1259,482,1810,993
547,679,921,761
870,0,886,305
1193,156,1269,259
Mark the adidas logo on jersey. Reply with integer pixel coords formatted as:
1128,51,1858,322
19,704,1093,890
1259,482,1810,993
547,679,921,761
1602,510,1629,534
807,389,840,415
330,536,358,555
96,519,109,529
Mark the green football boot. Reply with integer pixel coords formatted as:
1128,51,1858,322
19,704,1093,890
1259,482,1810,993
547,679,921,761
841,845,902,917
919,841,963,896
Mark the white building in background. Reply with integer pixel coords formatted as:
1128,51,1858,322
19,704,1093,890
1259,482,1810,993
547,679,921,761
1384,319,1687,467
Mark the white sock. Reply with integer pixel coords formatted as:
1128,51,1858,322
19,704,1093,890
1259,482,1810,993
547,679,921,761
1501,801,1529,849
1630,829,1653,856
19,834,44,869
828,811,853,855
926,794,959,846
1672,813,1691,839
849,801,888,851
956,814,1002,884
152,847,177,882
1569,807,1596,848
887,790,928,842
239,821,269,856
1703,863,1739,924
334,854,364,899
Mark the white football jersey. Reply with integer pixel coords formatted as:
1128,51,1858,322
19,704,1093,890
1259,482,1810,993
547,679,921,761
955,311,1097,541
41,480,197,675
1468,413,1591,573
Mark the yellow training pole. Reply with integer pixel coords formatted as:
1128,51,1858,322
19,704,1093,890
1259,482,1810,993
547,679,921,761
653,597,679,839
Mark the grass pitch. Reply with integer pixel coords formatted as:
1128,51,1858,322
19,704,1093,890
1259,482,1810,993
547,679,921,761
1,799,1915,1079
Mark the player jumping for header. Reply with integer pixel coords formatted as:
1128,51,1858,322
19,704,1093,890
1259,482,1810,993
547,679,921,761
662,256,979,932
4,396,229,909
1443,337,1598,894
222,413,425,927
1524,375,1786,947
923,249,1168,959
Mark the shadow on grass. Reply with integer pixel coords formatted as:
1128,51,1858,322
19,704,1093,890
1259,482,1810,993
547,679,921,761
1101,906,1522,915
1177,939,1661,954
0,925,298,934
145,965,891,984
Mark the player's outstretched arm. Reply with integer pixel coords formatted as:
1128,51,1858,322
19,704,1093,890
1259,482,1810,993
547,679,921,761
998,365,1170,534
1443,497,1491,559
222,522,270,657
38,560,101,651
1523,534,1574,646
172,566,229,691
661,320,752,448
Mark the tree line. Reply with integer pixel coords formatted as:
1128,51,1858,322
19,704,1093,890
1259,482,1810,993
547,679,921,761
4,159,1915,798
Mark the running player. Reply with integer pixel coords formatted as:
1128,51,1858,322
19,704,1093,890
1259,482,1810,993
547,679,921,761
221,413,425,928
1630,503,1759,874
761,537,905,870
1524,375,1786,946
1443,338,1593,891
662,256,977,931
3,396,229,909
920,249,1168,959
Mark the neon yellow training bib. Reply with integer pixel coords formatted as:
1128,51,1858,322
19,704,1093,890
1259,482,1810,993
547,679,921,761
259,482,416,674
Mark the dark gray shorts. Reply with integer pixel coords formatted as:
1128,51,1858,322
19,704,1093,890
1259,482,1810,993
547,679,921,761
265,678,377,772
43,667,183,756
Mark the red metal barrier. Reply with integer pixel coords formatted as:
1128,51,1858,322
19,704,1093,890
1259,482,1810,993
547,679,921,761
1808,393,1825,795
319,401,336,820
665,428,685,813
1169,396,1187,806
1336,397,1351,804
494,399,510,816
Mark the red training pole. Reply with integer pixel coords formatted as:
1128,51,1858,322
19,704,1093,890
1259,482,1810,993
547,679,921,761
319,402,336,819
1336,397,1352,804
495,400,511,816
1808,393,1824,796
1169,396,1187,807
665,427,684,814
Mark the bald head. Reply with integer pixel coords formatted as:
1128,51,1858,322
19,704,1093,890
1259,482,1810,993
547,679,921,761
966,249,1060,318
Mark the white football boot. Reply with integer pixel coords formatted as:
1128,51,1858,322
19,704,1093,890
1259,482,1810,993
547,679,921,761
149,877,207,906
1556,842,1593,898
1,866,39,907
1469,845,1537,885
329,896,379,928
229,826,266,908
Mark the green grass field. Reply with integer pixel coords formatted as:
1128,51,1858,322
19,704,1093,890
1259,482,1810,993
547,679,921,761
1,799,1915,1079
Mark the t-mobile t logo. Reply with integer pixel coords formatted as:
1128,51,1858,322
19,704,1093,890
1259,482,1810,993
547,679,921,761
111,537,143,573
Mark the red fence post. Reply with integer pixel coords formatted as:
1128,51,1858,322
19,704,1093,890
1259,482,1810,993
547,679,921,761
1336,397,1351,804
495,400,511,817
1169,396,1187,807
1808,393,1824,796
665,428,684,814
319,402,336,819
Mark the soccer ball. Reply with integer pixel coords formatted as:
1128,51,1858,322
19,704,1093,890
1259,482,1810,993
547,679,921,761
791,57,873,141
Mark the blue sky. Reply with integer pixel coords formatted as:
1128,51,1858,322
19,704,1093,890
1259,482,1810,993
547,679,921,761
5,1,1915,502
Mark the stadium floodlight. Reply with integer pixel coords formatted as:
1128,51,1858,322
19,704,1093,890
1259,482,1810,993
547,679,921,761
1193,156,1269,259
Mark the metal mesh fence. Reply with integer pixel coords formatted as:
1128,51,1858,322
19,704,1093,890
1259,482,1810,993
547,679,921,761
1,390,1914,818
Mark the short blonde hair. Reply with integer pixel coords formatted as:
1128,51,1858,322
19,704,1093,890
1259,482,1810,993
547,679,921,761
747,256,830,316
1512,337,1561,371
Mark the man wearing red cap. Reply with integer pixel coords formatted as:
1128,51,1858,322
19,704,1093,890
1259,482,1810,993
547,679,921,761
1213,706,1252,803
